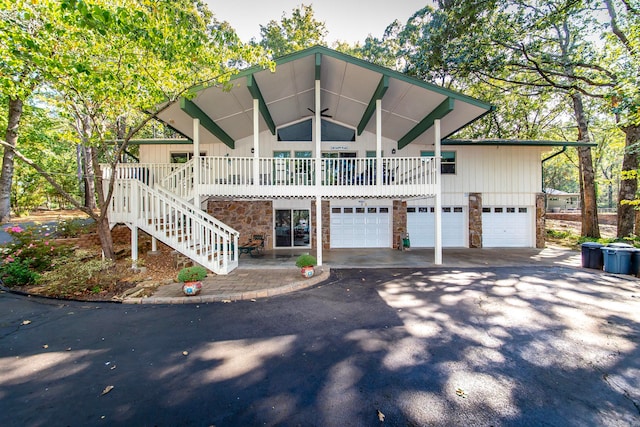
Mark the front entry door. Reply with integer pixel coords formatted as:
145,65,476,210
275,209,310,248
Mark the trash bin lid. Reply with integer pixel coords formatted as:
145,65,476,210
581,242,604,248
607,242,634,248
601,246,634,253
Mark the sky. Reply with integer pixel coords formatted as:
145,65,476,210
205,0,432,45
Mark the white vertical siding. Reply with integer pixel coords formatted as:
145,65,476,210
138,131,547,209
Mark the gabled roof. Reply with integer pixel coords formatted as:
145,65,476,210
156,46,494,148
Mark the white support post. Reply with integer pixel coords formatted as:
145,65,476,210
314,79,322,187
434,119,443,265
151,237,158,252
316,195,322,266
376,99,383,185
314,79,323,266
253,98,260,185
193,118,200,208
131,225,139,269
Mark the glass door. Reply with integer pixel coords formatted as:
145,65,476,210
292,209,310,247
275,209,311,248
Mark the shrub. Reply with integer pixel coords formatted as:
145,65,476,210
55,218,95,238
0,259,40,287
177,266,207,282
295,254,316,268
39,258,120,298
2,225,71,272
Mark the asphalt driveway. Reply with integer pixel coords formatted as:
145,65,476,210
1,266,639,426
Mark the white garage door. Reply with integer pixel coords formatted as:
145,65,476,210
407,206,466,247
330,207,391,248
482,207,532,247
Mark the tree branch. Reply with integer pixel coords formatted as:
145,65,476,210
604,0,634,57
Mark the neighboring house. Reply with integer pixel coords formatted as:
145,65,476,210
545,188,581,212
104,46,593,274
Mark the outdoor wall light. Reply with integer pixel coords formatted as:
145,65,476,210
251,148,255,153
391,148,396,155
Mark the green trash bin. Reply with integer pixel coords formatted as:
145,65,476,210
601,244,633,274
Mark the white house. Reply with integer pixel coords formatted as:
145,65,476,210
104,46,591,274
545,188,581,212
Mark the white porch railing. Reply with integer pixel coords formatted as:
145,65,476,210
101,163,180,185
195,156,437,198
106,178,239,275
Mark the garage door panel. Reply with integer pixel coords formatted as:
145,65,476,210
330,207,391,248
482,206,531,247
407,206,465,248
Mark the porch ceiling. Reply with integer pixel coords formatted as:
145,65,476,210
156,46,493,147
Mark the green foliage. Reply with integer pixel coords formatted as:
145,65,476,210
39,258,119,298
0,259,39,287
177,265,207,282
55,218,94,238
2,224,71,272
257,4,327,56
295,254,316,268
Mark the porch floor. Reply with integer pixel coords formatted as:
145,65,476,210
126,246,582,304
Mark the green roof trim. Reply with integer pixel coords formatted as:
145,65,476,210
442,139,597,147
357,75,389,136
180,98,235,149
315,52,322,80
247,75,276,135
398,98,455,149
125,138,192,145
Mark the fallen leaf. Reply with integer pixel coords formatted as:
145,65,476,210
100,385,114,396
377,409,385,422
182,351,189,356
456,388,467,398
42,344,48,349
22,320,31,325
66,348,72,351
110,365,116,370
250,298,256,302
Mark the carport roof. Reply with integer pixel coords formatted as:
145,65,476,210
156,45,494,149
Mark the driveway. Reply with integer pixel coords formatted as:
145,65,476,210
1,266,639,426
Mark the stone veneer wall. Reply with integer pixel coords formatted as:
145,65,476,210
311,200,331,249
536,193,545,248
206,200,273,247
468,192,482,248
393,200,407,249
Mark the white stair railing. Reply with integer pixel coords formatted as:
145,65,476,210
160,159,195,201
108,178,239,275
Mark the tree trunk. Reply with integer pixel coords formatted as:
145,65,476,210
617,124,640,237
76,144,85,201
571,93,600,238
83,146,97,209
0,98,24,223
90,147,116,260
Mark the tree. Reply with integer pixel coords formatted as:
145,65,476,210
257,4,328,56
0,0,269,259
0,0,67,222
600,0,640,237
390,2,611,237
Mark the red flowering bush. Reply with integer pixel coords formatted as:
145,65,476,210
1,225,71,286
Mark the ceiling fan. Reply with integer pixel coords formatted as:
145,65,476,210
307,107,332,118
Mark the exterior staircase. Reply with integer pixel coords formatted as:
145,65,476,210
105,167,239,275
